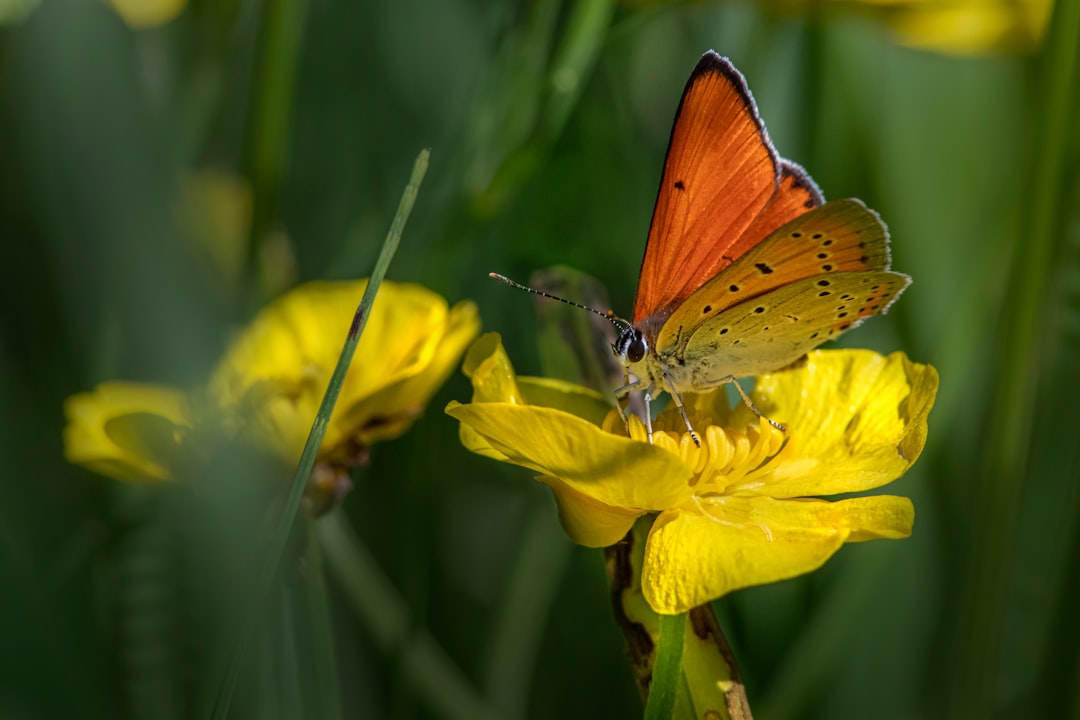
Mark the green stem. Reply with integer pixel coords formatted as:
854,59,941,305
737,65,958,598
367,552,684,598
210,150,429,719
317,510,497,720
644,612,686,720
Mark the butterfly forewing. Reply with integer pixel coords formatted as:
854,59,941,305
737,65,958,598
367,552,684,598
736,161,824,252
633,53,781,324
661,271,909,387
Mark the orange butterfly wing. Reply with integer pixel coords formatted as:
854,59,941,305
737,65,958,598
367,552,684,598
631,53,822,325
738,161,823,255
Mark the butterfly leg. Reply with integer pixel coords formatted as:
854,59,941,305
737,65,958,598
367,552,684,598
641,386,655,444
718,375,785,432
660,371,701,447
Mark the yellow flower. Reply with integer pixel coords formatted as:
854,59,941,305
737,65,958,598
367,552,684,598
860,0,1051,54
209,279,481,467
63,382,191,482
447,334,937,614
774,0,1052,54
103,0,187,29
64,280,480,496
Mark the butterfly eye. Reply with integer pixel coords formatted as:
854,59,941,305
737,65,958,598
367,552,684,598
616,328,648,364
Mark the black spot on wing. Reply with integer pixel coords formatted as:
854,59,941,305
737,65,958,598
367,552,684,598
755,262,774,274
674,180,685,190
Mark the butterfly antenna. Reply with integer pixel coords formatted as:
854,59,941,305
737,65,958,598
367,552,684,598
489,273,631,332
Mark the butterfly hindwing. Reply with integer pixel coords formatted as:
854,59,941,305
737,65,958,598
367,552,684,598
658,271,909,388
654,199,891,352
632,52,781,324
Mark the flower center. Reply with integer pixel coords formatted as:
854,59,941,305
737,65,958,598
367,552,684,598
650,416,786,495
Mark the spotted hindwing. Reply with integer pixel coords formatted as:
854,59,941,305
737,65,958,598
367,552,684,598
660,270,910,388
653,199,890,351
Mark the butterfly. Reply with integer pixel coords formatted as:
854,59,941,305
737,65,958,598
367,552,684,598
495,51,908,447
610,51,909,444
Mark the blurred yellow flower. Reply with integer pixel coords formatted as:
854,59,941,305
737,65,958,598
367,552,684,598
63,382,191,483
447,334,937,614
210,279,481,466
779,0,1052,54
104,0,186,29
64,280,480,505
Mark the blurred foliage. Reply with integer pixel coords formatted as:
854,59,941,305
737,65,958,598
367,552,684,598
1,0,1078,718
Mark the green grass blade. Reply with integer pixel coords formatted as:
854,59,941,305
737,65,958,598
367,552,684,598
210,149,430,718
954,0,1080,712
318,510,497,720
303,518,343,720
245,0,307,275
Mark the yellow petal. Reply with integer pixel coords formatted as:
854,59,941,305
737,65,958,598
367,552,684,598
463,332,610,423
63,382,190,482
537,475,643,547
446,402,692,511
461,332,526,404
642,494,914,614
518,376,611,428
340,298,480,446
729,350,938,498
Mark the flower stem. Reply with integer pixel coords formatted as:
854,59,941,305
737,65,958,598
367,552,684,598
644,612,686,720
209,149,429,719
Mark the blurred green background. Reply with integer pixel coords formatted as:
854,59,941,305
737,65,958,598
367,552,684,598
2,0,1078,718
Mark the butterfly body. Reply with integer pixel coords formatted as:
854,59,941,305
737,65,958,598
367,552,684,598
613,52,909,442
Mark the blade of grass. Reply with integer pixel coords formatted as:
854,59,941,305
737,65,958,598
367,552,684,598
954,0,1080,713
540,0,615,142
210,149,430,718
317,510,497,720
277,589,302,720
481,500,571,720
303,517,343,720
244,0,306,279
